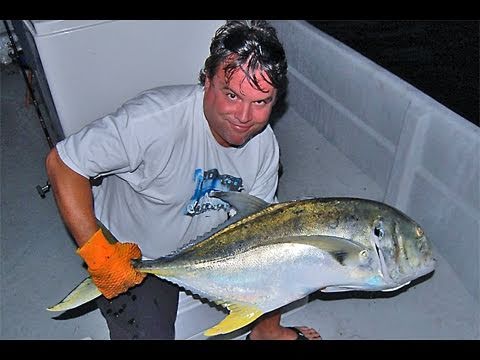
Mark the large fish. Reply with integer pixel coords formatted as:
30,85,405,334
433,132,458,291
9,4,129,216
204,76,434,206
48,191,435,336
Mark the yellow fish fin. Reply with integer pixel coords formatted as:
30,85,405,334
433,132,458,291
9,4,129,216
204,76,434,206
47,277,101,312
203,302,263,336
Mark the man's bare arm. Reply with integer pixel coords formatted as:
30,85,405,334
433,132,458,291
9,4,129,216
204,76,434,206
45,148,98,247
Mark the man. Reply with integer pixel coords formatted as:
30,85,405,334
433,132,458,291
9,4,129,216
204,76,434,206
46,20,321,340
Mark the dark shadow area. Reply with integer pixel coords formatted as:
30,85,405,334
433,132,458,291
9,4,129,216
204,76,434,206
309,270,435,301
269,88,289,127
269,90,289,188
307,20,479,127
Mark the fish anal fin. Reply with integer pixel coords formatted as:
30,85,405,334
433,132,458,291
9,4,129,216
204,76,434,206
203,302,263,336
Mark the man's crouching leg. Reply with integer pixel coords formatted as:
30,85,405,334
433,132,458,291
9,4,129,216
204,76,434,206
96,275,179,340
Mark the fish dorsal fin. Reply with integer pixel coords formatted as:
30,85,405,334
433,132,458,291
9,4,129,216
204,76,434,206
271,235,370,266
210,191,270,217
204,301,264,336
166,192,270,257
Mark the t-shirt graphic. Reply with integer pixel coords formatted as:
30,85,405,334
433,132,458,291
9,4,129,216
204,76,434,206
185,168,243,215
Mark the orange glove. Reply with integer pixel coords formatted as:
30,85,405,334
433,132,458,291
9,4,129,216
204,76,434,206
77,228,146,299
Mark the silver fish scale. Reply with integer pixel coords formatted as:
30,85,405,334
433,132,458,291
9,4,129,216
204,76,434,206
160,242,375,312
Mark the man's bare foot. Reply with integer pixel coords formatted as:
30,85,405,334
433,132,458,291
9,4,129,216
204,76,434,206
292,326,322,340
246,326,322,340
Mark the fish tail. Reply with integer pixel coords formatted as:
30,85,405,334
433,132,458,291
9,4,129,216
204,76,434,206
47,277,102,312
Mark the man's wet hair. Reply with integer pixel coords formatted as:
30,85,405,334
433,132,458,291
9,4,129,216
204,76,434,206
199,20,288,99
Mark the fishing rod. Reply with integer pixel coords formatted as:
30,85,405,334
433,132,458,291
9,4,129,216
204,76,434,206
3,20,53,198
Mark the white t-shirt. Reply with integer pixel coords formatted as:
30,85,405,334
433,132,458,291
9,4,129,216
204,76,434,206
56,84,279,258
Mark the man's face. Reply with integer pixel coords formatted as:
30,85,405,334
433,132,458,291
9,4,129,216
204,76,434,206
203,64,277,147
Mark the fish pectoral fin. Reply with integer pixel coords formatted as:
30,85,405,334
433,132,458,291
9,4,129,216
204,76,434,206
203,302,263,336
47,277,102,312
276,235,369,266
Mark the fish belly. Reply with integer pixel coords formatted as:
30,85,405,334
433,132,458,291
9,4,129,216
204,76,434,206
164,243,361,312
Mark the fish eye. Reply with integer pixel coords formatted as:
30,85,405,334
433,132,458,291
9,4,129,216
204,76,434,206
374,225,384,238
